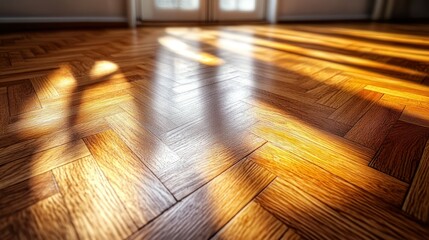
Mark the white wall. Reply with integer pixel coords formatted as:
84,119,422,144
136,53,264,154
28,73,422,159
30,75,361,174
0,0,127,22
277,0,374,21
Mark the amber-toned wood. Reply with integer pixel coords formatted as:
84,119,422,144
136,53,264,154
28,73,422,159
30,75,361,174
329,89,383,126
370,121,429,182
213,201,287,240
365,85,429,102
244,90,351,136
7,80,42,116
0,88,8,134
250,143,407,208
84,130,176,227
281,229,302,240
316,76,365,109
0,140,90,189
300,68,341,90
400,104,429,128
0,195,78,240
0,172,58,218
160,130,266,199
0,118,109,166
105,112,181,176
345,101,404,149
256,178,428,240
251,123,407,206
403,140,429,223
30,75,59,101
130,159,275,239
53,156,137,240
306,73,348,99
1,23,429,239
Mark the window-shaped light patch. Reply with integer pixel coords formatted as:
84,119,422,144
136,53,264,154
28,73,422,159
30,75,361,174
90,61,118,78
158,36,224,66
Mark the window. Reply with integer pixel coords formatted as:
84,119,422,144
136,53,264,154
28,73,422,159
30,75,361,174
155,0,199,10
220,0,256,12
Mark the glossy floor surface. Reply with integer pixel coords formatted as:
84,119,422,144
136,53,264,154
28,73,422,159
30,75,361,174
1,23,429,239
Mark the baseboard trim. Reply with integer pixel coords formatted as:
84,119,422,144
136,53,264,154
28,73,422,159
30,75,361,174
278,14,370,21
0,17,127,23
0,21,128,33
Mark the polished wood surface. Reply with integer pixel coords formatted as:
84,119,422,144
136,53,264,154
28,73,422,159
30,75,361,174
1,23,429,239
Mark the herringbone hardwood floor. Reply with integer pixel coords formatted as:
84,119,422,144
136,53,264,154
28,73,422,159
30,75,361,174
1,23,429,239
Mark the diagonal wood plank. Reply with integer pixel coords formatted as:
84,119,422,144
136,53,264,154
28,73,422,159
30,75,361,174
0,172,58,218
281,229,302,240
212,201,288,240
256,177,427,240
300,68,342,90
0,118,109,166
0,23,429,239
7,80,42,116
159,130,266,200
251,122,407,206
84,130,176,227
0,195,77,240
402,140,429,223
400,104,429,128
0,87,8,134
316,77,365,109
329,89,383,126
0,140,90,189
52,156,137,240
30,75,59,101
369,121,429,183
306,74,348,99
345,101,404,150
129,159,275,239
105,112,181,176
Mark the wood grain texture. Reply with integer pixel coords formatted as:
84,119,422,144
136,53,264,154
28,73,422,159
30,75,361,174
401,104,429,128
1,23,429,238
0,88,8,134
130,159,275,239
0,195,77,240
5,103,125,135
256,177,428,240
365,85,429,102
160,130,266,200
0,140,90,189
30,75,59,100
84,130,175,227
53,156,137,240
251,122,407,207
300,68,341,90
370,121,429,182
249,143,412,220
306,73,348,99
212,201,288,240
0,172,58,218
316,77,364,109
345,101,404,150
244,90,351,136
7,90,133,126
402,140,429,223
281,229,302,240
7,80,42,116
329,89,383,126
105,112,181,176
0,118,109,166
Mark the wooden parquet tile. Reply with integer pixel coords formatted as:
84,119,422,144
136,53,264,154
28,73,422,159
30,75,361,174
1,23,429,239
